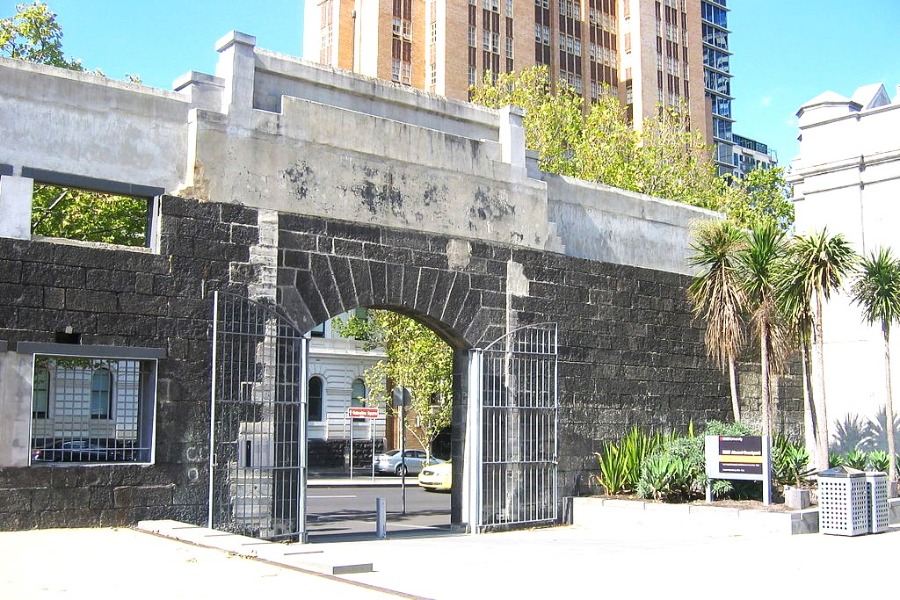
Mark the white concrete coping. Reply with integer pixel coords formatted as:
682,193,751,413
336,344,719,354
216,31,257,52
136,520,373,575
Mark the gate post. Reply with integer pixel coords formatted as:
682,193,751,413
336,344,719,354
464,349,483,534
208,291,221,530
297,337,309,543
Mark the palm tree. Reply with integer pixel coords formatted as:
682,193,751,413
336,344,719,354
851,247,900,484
739,221,787,442
777,253,818,462
688,219,748,422
787,229,858,470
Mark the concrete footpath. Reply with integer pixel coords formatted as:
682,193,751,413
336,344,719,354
2,513,899,599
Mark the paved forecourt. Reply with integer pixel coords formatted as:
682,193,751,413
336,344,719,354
2,517,898,599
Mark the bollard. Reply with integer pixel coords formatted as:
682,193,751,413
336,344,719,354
376,497,386,539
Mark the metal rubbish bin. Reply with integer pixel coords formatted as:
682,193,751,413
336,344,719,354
818,466,869,536
865,472,889,534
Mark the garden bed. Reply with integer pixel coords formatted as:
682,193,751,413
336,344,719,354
573,496,820,536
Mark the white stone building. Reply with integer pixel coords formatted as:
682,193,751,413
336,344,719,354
790,82,900,451
306,313,387,448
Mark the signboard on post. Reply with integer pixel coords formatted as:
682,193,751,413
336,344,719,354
705,435,772,504
347,407,380,419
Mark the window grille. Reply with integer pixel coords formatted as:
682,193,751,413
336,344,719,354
30,355,156,465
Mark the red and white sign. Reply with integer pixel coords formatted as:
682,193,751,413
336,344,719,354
347,407,380,419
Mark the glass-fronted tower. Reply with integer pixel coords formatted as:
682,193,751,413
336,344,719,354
701,0,734,176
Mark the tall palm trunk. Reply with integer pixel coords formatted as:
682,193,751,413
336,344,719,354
811,287,830,470
728,356,741,423
760,328,771,442
883,325,897,484
800,340,818,462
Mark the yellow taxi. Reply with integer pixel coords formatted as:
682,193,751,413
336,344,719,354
417,460,452,491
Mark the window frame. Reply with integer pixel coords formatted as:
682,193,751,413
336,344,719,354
308,375,324,422
20,342,164,466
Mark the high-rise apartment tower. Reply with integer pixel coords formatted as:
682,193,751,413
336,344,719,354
700,0,734,176
304,0,727,162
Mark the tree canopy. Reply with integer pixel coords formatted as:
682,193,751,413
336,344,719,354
470,66,793,230
3,2,147,246
335,310,453,459
31,184,148,246
0,1,81,69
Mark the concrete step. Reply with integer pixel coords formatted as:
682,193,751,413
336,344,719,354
136,519,373,575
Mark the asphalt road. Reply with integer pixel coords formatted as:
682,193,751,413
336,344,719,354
307,484,451,541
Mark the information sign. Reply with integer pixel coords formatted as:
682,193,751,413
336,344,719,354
705,435,772,504
347,407,380,419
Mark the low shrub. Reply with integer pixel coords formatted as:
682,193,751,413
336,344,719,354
594,426,664,494
773,435,814,488
866,450,889,472
829,448,899,473
636,435,705,502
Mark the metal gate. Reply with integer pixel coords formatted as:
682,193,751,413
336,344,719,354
209,291,309,542
466,323,558,532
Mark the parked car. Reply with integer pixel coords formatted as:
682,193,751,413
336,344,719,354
418,460,452,491
32,440,116,463
373,449,441,476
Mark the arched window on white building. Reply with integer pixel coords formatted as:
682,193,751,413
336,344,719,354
308,376,324,421
90,367,112,420
32,367,50,419
351,378,366,408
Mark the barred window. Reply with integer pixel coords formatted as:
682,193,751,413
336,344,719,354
30,354,159,465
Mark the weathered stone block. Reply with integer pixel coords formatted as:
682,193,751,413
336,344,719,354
113,484,175,508
118,292,168,316
0,260,22,283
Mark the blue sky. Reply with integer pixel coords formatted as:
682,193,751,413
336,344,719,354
2,0,897,166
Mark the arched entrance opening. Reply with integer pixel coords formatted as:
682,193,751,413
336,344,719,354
209,292,469,542
303,306,459,541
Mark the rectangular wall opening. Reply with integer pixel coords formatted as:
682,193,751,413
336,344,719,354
30,354,158,465
31,182,152,248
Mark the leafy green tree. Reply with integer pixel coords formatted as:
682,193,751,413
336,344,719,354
469,66,587,177
739,221,788,441
783,229,858,469
471,66,724,211
630,103,723,211
722,167,794,232
687,219,748,422
2,2,147,245
335,310,453,461
472,67,798,230
0,1,81,69
851,247,900,483
32,184,148,246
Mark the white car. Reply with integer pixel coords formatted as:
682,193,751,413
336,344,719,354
374,449,441,476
